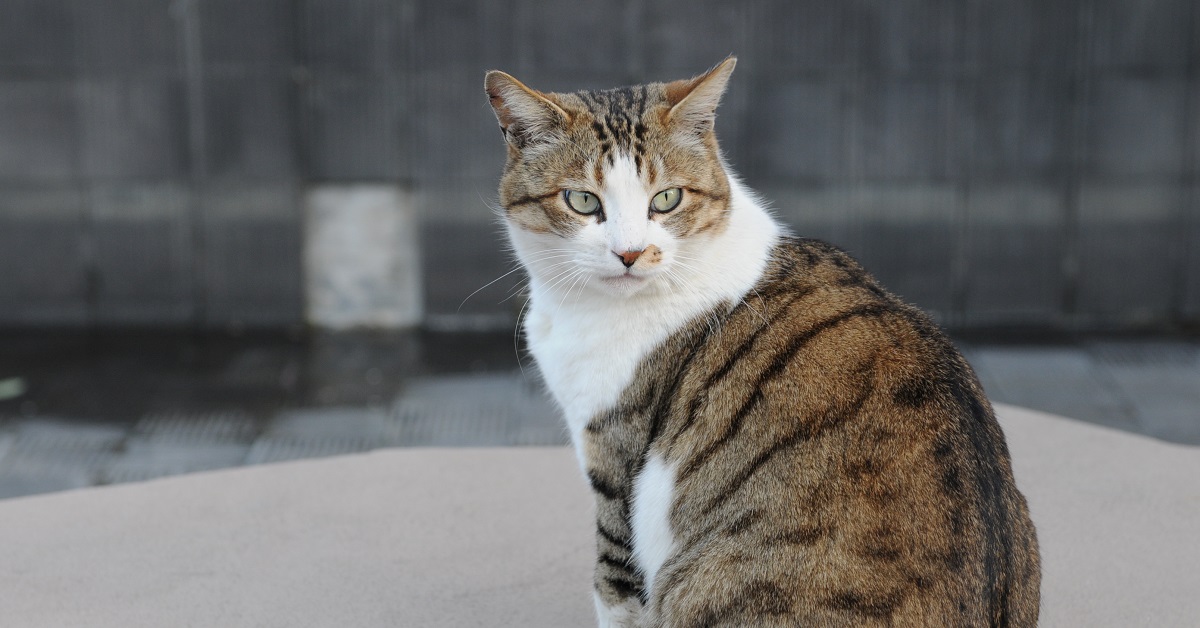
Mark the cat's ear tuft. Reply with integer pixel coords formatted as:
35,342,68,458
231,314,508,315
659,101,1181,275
485,71,571,149
664,56,737,134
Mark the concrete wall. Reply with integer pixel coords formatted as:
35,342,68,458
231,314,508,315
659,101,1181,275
0,0,1197,331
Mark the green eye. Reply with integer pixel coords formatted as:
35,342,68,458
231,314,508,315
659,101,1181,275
651,188,683,213
564,190,601,215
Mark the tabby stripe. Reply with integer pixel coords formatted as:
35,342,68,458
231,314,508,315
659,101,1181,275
649,322,717,445
678,388,763,481
724,508,765,535
602,575,643,601
670,292,806,447
587,469,625,501
695,213,727,235
771,525,825,546
948,373,1014,620
693,580,793,625
678,305,889,482
597,522,631,549
700,289,809,392
699,428,810,516
586,396,652,433
826,588,905,618
756,304,892,385
699,382,875,517
598,552,630,570
683,186,729,202
504,191,558,210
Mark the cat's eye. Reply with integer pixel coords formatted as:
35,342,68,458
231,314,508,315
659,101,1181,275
651,188,683,213
564,190,601,215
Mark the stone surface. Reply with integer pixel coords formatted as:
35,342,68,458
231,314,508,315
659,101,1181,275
305,185,422,329
1076,184,1182,326
966,76,1072,178
0,406,1198,627
89,184,194,325
76,79,189,180
1085,78,1188,178
962,185,1065,325
300,72,408,180
0,0,75,78
71,0,180,77
202,184,304,327
0,188,89,325
0,82,79,181
201,75,296,182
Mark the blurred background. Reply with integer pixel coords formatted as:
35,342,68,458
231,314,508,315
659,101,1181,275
0,1,1196,497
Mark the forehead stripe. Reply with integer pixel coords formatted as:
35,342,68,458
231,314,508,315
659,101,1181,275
683,187,728,202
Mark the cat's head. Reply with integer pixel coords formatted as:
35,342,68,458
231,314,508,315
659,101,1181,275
485,58,737,298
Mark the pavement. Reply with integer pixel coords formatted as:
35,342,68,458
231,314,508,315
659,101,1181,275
0,329,1197,500
1,405,1198,627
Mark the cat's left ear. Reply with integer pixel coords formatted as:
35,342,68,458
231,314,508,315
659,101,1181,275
664,56,736,134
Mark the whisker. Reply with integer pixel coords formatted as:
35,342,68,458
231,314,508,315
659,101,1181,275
557,271,587,311
458,264,532,312
513,296,532,379
499,279,530,304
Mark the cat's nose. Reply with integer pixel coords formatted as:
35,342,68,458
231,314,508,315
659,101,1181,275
615,249,643,268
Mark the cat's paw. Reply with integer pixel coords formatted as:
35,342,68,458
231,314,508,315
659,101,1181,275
593,591,643,628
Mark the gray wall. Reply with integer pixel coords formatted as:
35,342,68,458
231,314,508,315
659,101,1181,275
0,0,1197,331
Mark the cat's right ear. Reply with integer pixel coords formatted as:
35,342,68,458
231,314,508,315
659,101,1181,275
664,56,737,135
485,71,571,149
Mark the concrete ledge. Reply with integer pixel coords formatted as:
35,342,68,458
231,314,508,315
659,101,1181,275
0,405,1197,627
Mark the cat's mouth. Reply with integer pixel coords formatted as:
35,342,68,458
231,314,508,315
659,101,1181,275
604,272,645,284
601,271,650,291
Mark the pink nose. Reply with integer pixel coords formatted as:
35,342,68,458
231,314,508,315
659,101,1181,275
616,249,643,268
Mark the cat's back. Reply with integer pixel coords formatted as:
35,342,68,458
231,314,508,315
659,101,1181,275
636,236,1041,626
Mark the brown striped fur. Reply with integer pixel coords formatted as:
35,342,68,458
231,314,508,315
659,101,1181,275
584,239,1040,626
485,60,1040,627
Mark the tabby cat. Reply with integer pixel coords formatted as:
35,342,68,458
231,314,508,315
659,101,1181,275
485,58,1040,627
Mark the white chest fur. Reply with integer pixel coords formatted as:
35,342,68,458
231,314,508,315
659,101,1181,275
630,452,678,591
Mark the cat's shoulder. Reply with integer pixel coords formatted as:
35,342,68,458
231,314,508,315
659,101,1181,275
757,235,891,300
750,235,962,369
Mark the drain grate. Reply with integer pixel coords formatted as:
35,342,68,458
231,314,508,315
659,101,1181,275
1089,341,1199,366
133,411,261,443
392,372,560,446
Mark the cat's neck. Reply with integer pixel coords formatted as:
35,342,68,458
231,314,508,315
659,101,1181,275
518,175,781,453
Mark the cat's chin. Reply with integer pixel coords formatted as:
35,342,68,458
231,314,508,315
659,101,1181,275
598,272,653,296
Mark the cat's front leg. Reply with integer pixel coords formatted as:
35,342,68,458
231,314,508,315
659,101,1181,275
591,504,645,627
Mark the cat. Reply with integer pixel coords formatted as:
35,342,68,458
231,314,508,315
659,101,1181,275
485,57,1040,627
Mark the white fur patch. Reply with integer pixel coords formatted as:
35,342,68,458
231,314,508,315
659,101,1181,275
631,452,677,594
603,153,652,255
593,591,641,628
